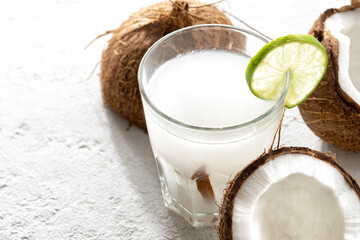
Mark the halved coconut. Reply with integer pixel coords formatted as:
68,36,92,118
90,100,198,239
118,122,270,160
299,3,360,151
219,147,360,240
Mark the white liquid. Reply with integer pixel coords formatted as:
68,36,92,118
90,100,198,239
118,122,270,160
144,50,283,222
148,50,274,127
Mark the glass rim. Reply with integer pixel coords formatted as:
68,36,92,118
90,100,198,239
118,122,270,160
138,24,289,132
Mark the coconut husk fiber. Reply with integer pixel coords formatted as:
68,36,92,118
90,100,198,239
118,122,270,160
100,0,232,131
298,4,360,151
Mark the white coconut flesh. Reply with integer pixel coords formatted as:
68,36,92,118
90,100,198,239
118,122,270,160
326,8,360,105
232,154,360,240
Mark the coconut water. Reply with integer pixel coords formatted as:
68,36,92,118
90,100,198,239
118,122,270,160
143,50,283,225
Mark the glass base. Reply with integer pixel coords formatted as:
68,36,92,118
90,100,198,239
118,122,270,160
155,156,219,227
163,189,219,227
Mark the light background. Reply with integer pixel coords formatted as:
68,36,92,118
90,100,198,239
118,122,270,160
0,0,358,239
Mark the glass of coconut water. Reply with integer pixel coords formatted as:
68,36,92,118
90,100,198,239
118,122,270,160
138,24,289,226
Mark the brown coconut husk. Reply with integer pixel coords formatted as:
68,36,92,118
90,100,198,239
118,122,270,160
298,4,360,151
100,0,232,131
218,147,360,240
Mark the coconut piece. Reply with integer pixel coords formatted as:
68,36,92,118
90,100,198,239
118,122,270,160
299,4,360,151
100,1,232,131
327,8,360,103
219,147,360,240
191,166,215,202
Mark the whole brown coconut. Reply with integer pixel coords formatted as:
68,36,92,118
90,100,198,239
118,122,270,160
100,1,232,131
298,3,360,151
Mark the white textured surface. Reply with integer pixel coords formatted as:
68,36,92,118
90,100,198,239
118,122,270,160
0,0,358,239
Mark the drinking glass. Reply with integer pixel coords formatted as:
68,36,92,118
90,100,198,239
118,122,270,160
138,24,289,226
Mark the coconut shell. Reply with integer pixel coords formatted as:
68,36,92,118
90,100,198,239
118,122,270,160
100,1,232,131
218,147,360,240
298,4,360,151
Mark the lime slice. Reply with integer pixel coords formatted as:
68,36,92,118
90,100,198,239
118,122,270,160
246,34,328,108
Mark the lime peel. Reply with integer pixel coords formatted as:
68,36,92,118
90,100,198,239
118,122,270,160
245,34,328,108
